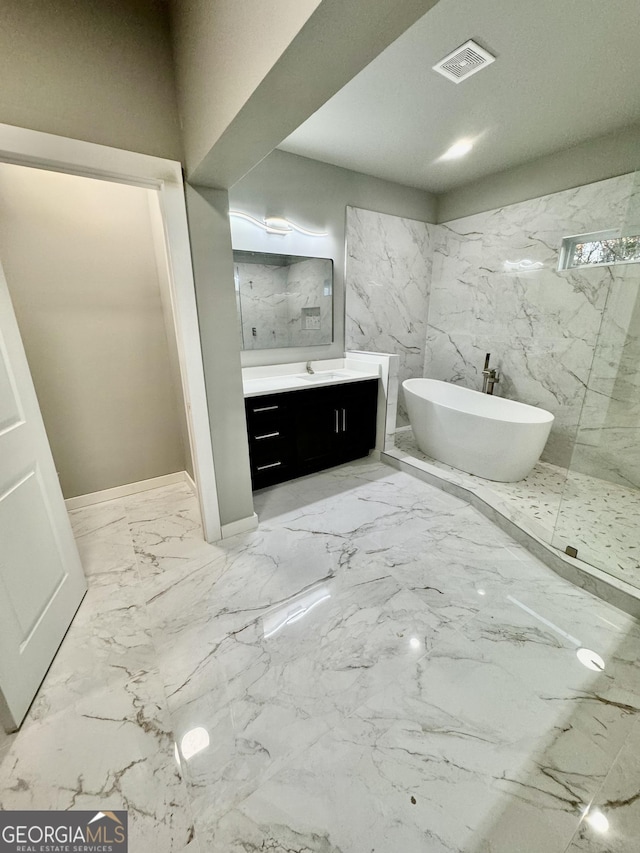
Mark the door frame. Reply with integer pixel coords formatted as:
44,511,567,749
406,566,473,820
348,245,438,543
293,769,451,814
0,122,222,542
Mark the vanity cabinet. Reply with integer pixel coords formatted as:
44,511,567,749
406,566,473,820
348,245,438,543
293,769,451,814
245,379,378,489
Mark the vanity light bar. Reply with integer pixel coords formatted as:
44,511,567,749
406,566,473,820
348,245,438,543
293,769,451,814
229,210,328,237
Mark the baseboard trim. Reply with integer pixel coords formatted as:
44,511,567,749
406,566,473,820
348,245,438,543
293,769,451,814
183,470,197,494
65,471,191,510
221,513,259,539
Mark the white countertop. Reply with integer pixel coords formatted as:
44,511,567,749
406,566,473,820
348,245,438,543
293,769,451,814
243,366,380,398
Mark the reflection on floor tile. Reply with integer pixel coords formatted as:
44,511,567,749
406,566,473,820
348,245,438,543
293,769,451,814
392,428,640,586
2,463,640,853
565,718,640,852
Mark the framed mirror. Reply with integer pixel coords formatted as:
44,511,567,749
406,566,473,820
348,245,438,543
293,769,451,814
233,250,333,350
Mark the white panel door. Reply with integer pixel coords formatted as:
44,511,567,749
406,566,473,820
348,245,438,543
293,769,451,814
0,258,86,732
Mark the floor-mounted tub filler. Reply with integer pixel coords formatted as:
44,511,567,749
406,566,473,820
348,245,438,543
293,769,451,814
403,378,554,482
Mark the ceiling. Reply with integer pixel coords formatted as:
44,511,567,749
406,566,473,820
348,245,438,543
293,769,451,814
278,0,640,193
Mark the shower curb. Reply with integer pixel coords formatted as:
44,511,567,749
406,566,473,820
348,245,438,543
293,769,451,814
381,447,640,620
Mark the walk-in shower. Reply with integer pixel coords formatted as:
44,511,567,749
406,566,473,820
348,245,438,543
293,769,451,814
550,168,640,585
385,168,640,596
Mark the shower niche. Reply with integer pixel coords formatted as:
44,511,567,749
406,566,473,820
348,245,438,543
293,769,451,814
233,250,333,351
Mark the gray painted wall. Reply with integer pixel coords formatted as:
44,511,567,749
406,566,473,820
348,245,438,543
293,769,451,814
187,152,433,526
147,193,194,479
185,185,254,528
169,0,440,186
438,123,640,222
169,0,322,176
0,165,188,498
0,0,182,160
229,149,437,367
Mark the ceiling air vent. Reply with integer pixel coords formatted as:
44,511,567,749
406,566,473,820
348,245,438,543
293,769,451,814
433,39,496,84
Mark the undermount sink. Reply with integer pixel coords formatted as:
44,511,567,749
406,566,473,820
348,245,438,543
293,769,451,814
298,371,349,382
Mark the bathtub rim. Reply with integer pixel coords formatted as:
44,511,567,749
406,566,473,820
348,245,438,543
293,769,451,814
403,378,554,426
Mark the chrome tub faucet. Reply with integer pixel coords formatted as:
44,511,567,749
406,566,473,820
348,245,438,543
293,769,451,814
306,360,314,374
481,353,500,395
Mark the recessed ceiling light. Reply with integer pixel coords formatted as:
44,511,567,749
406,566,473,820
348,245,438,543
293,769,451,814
441,139,474,160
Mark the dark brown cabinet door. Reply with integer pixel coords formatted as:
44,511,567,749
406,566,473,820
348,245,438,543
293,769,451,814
336,380,378,458
295,387,343,475
246,380,378,489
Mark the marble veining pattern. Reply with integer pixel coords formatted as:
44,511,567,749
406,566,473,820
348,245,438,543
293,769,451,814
2,470,640,852
345,206,434,425
236,257,332,350
426,172,640,472
393,427,640,586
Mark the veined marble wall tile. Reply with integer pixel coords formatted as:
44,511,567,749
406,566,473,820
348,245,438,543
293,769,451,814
237,258,332,350
284,257,332,347
567,266,640,488
425,327,591,467
237,263,289,350
427,173,638,469
345,206,434,425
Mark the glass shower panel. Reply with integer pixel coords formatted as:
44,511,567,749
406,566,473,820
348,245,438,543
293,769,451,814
551,170,640,586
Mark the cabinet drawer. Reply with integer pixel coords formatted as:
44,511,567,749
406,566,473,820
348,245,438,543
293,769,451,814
248,436,294,467
250,455,295,489
246,398,286,419
246,397,290,436
247,423,288,442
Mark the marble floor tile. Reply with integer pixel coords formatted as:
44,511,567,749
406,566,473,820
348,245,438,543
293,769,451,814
359,505,537,630
3,460,640,853
393,427,640,588
69,499,137,581
0,668,198,852
199,711,608,853
435,588,640,761
564,718,640,852
124,482,211,578
160,573,451,820
25,583,155,725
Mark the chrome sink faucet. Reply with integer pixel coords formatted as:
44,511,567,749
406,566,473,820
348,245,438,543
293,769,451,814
481,353,500,395
306,360,314,375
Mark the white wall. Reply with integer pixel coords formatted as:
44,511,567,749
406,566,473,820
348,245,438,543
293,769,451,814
0,165,188,498
0,0,181,160
229,149,437,367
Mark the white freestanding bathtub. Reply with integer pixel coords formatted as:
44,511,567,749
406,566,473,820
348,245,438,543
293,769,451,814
403,378,554,482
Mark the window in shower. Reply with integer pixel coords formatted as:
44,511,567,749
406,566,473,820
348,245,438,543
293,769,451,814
559,229,640,270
